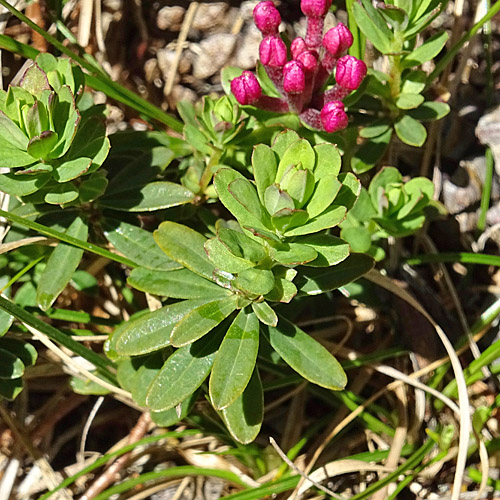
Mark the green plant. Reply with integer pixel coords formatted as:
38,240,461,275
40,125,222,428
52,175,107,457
348,0,451,173
106,131,374,443
0,54,110,206
341,166,444,259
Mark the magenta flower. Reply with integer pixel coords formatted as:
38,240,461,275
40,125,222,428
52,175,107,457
259,36,287,68
335,55,367,90
253,1,281,36
321,101,348,133
283,61,306,94
230,1,367,133
300,0,332,18
231,71,262,105
296,50,318,72
323,23,353,57
291,37,308,59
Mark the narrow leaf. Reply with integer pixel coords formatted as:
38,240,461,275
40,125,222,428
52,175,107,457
210,308,259,409
263,317,347,390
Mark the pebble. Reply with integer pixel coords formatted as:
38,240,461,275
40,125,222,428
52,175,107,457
193,33,236,79
157,6,185,31
192,3,228,31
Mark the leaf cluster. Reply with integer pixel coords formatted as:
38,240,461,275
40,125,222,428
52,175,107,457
0,54,110,206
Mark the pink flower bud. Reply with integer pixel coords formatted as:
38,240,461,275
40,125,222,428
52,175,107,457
231,71,262,105
320,101,348,133
291,37,307,58
295,50,318,72
259,36,287,68
253,1,281,36
335,55,367,90
283,61,306,94
300,0,332,17
323,23,353,57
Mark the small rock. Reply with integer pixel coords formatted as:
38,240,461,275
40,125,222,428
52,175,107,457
157,49,192,85
232,24,260,70
477,104,500,177
167,84,198,105
193,33,236,79
192,3,228,31
157,6,185,31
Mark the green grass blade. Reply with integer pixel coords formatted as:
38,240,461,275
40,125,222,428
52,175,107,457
38,430,201,499
477,148,494,231
407,252,500,267
0,296,116,378
221,476,299,500
0,208,136,268
93,467,249,500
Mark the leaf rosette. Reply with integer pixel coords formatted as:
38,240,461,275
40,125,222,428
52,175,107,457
0,54,110,206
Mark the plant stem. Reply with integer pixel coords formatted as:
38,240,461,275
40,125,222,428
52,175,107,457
477,148,494,231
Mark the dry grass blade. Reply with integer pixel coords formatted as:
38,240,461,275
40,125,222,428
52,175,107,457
296,459,391,496
0,236,55,254
365,270,470,500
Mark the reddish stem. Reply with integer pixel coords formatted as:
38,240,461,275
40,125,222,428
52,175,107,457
305,16,324,51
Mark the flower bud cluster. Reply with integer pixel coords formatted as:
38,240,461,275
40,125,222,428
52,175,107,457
230,0,367,134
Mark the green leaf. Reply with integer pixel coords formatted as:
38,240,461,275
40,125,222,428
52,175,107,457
184,124,212,156
341,226,372,252
285,205,346,236
112,299,214,356
65,116,110,167
101,181,194,212
0,378,24,400
0,308,14,337
305,176,341,219
0,348,24,379
170,295,239,347
251,301,278,327
351,128,392,174
221,368,263,444
209,308,259,409
263,316,347,390
264,268,297,303
298,234,350,267
44,182,79,205
0,110,29,150
102,219,180,271
276,139,315,182
27,130,58,159
271,130,300,159
20,63,50,97
297,253,375,295
401,70,426,94
217,227,267,263
401,31,448,68
49,85,80,159
53,157,91,182
154,222,216,280
395,93,424,110
146,327,225,411
352,1,393,54
0,338,37,367
409,101,450,121
359,119,392,139
36,216,88,311
128,267,231,299
252,144,277,204
0,171,50,196
71,376,110,395
151,390,198,427
232,268,275,297
394,114,427,147
79,171,108,202
335,173,362,211
313,143,341,179
273,243,318,266
130,352,165,406
214,168,269,231
205,237,255,274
